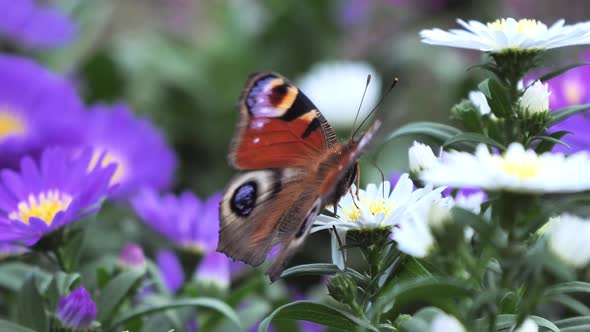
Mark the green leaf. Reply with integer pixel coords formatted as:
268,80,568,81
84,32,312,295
396,257,432,282
444,132,506,150
551,294,590,315
534,131,571,153
108,297,241,330
539,62,590,82
0,320,37,332
199,275,266,331
257,301,378,332
17,273,48,332
0,262,50,291
548,103,590,126
45,272,81,308
386,122,462,143
478,78,512,117
545,281,590,298
281,263,365,282
96,268,145,322
556,316,590,329
378,277,472,315
0,263,33,291
281,263,342,277
59,227,87,272
561,326,590,332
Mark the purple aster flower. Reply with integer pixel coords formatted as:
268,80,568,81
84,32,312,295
80,103,176,199
545,50,590,152
55,286,97,330
0,55,85,167
0,147,115,245
131,189,221,252
118,242,146,269
194,251,230,289
156,249,185,293
0,0,76,49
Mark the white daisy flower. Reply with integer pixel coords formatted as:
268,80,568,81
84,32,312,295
297,61,381,128
420,18,590,53
468,91,491,115
431,313,466,332
312,174,446,234
420,143,590,193
548,214,590,268
520,80,551,115
513,318,539,332
409,141,440,174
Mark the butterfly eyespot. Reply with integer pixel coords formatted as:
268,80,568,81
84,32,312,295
231,182,258,217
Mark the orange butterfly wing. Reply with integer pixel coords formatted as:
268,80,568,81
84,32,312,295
229,72,336,169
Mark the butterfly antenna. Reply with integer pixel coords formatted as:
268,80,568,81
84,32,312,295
366,156,386,200
352,77,399,139
350,74,372,140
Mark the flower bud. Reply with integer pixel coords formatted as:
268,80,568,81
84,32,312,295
327,273,357,305
513,318,539,332
520,81,550,115
431,313,466,332
408,141,439,175
548,214,590,268
117,242,146,270
468,91,491,115
55,286,97,330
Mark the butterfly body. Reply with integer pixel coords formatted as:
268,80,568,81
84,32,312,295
218,72,380,281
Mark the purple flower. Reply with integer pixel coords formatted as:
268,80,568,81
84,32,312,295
0,0,76,49
194,251,230,289
118,242,146,269
131,189,221,252
80,103,176,199
0,55,85,167
55,286,97,330
0,147,115,245
156,249,184,293
546,50,590,152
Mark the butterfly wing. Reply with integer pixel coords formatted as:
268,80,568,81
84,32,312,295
229,72,337,169
266,121,382,281
219,72,336,266
218,168,307,266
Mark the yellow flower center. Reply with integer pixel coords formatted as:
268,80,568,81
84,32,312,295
8,190,72,225
342,197,395,222
499,154,542,179
564,80,583,105
0,108,25,140
487,19,545,36
89,150,125,185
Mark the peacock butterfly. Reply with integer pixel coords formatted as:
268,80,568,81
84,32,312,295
217,72,381,281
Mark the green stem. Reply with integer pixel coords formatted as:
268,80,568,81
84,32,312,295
53,249,68,272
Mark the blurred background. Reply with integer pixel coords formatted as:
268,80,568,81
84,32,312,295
8,0,590,321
